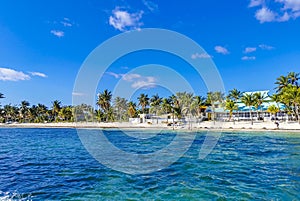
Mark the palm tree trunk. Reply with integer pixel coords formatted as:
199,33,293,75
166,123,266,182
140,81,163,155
172,109,175,130
250,108,253,125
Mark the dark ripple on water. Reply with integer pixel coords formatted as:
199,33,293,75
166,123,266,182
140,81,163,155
0,128,300,200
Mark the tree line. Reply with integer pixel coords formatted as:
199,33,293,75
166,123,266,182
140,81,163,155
0,72,299,124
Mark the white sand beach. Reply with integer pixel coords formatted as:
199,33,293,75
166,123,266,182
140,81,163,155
1,121,300,132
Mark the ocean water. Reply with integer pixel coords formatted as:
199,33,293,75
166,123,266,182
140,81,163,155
0,128,299,200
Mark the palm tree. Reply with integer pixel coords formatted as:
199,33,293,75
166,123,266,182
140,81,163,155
138,93,149,114
254,92,267,121
150,94,162,124
0,93,4,105
59,106,73,121
281,85,300,123
275,75,289,92
127,101,137,118
169,95,181,130
36,103,48,122
28,105,38,122
169,94,181,118
0,92,4,106
206,91,224,123
192,96,206,120
52,100,62,121
97,90,112,122
228,88,242,121
225,99,238,124
113,97,128,121
161,98,172,123
241,93,255,125
270,93,282,120
176,92,194,129
288,72,299,87
19,100,30,122
268,105,279,119
3,104,18,122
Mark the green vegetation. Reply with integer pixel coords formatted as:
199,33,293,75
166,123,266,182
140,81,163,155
0,71,299,124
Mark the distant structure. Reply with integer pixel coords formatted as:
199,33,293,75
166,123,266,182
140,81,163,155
207,90,287,122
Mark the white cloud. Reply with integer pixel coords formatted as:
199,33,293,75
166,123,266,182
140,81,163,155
106,72,122,79
60,17,74,27
122,73,141,81
142,0,158,12
215,46,230,55
72,92,85,96
259,44,275,50
0,67,30,81
107,72,156,89
250,0,300,22
191,52,212,59
241,56,256,60
278,12,291,21
249,0,264,7
131,76,156,89
293,11,300,17
244,47,257,53
61,21,72,27
109,8,143,31
277,0,300,11
50,30,64,37
30,72,47,78
255,7,276,23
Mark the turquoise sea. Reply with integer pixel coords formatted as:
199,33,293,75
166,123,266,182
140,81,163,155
0,128,299,200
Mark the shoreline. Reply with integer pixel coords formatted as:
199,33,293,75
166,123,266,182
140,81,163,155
1,121,300,133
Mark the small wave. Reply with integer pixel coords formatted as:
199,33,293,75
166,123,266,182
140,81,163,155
0,191,32,201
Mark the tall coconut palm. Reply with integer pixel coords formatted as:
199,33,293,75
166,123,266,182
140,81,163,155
138,93,149,114
0,93,4,116
19,100,30,122
281,86,300,123
52,100,62,121
275,75,289,92
254,92,267,121
270,93,282,120
3,104,18,122
0,93,4,105
169,94,181,119
176,92,194,117
127,101,137,118
225,99,238,124
97,90,112,122
169,95,181,130
176,92,194,129
192,96,206,119
36,103,48,122
113,97,128,121
228,88,242,121
267,105,279,119
150,94,162,124
161,98,172,123
59,106,73,121
241,93,255,125
28,105,37,122
206,91,224,123
288,72,299,87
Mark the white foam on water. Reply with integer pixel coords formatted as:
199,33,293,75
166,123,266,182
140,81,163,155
0,191,32,201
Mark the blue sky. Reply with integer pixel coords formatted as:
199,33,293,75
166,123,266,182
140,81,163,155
0,0,300,107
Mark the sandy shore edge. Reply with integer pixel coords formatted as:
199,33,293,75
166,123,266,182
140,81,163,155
1,121,300,132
